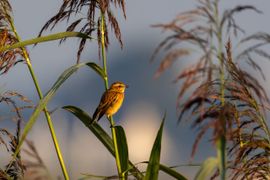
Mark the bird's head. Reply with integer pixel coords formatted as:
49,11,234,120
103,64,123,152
109,81,128,93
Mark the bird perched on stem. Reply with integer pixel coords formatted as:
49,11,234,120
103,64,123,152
91,81,128,124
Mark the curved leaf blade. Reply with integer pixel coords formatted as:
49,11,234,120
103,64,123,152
0,31,94,52
141,161,188,180
86,63,106,79
13,62,101,158
63,105,114,154
63,106,143,179
159,164,188,180
144,116,165,180
115,126,129,178
195,157,218,180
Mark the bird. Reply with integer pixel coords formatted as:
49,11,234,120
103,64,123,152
91,81,128,124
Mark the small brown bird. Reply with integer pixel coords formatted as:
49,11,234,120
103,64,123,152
91,81,128,124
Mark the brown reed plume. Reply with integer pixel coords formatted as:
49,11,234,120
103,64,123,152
0,91,32,179
22,140,52,180
224,41,270,179
39,0,126,62
152,0,270,178
0,0,24,74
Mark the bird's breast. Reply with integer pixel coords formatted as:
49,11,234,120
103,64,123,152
105,93,124,116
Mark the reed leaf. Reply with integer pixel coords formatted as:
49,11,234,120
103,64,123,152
195,157,218,180
62,105,144,179
140,161,189,180
12,62,104,160
144,117,165,180
159,164,188,180
0,31,94,53
114,126,129,179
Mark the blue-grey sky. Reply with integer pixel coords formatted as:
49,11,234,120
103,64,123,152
1,0,270,179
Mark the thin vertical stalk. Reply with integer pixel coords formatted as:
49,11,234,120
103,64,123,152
100,13,124,179
7,13,69,180
100,14,109,90
214,1,226,179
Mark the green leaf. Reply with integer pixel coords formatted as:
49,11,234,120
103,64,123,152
141,162,188,180
195,157,218,180
0,31,94,52
144,116,165,180
63,106,144,179
63,105,114,154
78,173,115,180
86,63,106,80
114,126,129,178
13,62,103,158
159,164,188,180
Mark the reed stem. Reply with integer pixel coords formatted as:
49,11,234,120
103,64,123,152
7,12,69,180
100,12,124,179
214,1,226,179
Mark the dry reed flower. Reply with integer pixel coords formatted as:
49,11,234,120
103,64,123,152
22,140,51,180
152,0,270,178
39,0,126,63
0,0,24,74
0,91,33,179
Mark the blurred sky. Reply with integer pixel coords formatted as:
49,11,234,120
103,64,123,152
1,0,270,179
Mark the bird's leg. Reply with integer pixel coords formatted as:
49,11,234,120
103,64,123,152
108,116,116,128
110,123,115,128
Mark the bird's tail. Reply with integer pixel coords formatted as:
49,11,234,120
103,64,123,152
91,105,106,125
90,108,99,125
90,114,97,125
90,109,98,125
89,117,96,125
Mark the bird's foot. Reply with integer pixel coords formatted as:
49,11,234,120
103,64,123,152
110,124,115,128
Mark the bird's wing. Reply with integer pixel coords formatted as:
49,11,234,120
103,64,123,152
92,91,119,121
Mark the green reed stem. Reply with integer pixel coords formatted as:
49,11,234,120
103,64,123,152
100,13,124,179
8,12,69,180
100,14,109,90
214,1,226,179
